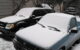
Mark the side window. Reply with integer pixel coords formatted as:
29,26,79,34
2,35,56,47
69,18,77,31
30,9,54,19
32,9,54,16
32,10,46,16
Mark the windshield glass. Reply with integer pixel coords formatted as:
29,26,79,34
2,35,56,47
16,8,35,18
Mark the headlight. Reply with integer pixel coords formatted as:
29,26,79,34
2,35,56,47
5,24,15,29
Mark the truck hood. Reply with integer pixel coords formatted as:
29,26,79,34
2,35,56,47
0,15,29,23
16,24,68,49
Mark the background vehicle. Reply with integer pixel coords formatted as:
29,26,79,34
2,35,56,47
13,13,80,50
0,7,53,40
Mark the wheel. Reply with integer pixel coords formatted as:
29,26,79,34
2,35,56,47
72,39,80,46
76,39,80,43
14,44,25,50
68,39,80,50
59,47,65,50
68,47,72,50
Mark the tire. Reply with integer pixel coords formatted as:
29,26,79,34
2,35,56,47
14,44,25,50
68,39,80,50
59,47,65,50
76,39,80,43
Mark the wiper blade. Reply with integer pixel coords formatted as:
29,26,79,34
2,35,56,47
38,23,45,28
48,26,60,32
38,23,60,32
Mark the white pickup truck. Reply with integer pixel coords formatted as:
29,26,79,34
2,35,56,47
13,13,80,50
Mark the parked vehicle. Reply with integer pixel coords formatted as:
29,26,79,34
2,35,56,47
0,7,53,39
13,13,80,50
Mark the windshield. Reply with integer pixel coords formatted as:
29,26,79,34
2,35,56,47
16,8,35,18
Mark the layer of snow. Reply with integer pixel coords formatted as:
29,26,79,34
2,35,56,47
0,38,15,50
0,7,46,23
16,7,44,17
0,15,28,23
16,24,68,49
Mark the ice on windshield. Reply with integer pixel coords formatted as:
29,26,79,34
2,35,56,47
16,8,37,18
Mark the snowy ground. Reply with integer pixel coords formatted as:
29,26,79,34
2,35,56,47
0,38,15,50
0,38,80,50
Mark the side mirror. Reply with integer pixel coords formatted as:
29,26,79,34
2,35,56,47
70,27,78,33
71,29,78,33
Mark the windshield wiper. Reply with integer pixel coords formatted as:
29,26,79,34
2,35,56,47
38,23,60,32
48,26,60,32
38,23,45,28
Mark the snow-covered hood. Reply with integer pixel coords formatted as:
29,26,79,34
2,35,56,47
16,24,68,49
0,15,29,23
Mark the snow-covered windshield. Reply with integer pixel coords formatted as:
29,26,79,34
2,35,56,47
16,8,36,18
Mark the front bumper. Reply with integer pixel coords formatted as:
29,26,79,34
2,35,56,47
13,38,26,50
13,38,45,50
0,28,15,41
0,28,15,36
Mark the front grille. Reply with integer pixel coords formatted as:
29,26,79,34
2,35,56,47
16,37,45,50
